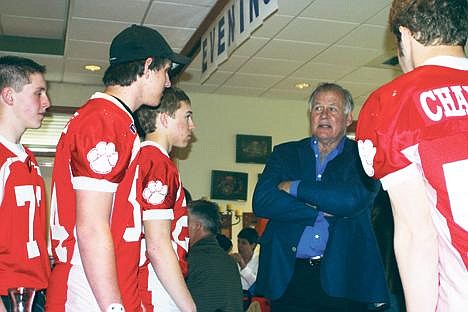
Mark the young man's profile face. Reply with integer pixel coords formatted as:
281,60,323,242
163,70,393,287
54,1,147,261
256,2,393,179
14,73,50,130
167,100,195,148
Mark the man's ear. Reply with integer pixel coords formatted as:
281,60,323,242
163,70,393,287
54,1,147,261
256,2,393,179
159,112,169,128
399,26,412,51
0,87,15,106
346,112,353,127
143,57,153,78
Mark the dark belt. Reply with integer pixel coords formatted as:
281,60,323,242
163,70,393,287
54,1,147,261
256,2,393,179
297,255,323,266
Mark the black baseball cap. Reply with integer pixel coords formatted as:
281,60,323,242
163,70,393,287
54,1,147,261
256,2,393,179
109,24,191,65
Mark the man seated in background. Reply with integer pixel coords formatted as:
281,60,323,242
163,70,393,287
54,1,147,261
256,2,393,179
232,228,259,290
186,200,243,312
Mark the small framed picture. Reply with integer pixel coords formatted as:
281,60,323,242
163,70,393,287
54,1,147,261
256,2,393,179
236,134,272,164
211,170,248,201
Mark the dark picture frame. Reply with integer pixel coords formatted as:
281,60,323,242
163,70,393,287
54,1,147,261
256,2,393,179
211,170,248,201
236,134,272,164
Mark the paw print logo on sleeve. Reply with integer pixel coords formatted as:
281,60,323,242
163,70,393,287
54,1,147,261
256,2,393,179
87,142,119,174
142,180,168,205
358,139,376,177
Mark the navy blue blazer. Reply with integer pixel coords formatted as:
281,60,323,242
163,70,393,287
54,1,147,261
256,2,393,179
253,137,389,303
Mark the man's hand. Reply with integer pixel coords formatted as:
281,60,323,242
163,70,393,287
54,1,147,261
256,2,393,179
277,181,292,194
231,253,246,269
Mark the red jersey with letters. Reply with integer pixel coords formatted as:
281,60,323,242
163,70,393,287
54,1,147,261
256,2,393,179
0,136,50,295
112,141,189,312
356,56,468,310
46,92,139,311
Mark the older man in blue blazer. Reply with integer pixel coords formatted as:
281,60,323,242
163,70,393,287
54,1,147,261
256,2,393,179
253,82,389,311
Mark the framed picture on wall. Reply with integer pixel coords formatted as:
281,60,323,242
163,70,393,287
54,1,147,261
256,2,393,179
236,134,272,164
211,170,248,201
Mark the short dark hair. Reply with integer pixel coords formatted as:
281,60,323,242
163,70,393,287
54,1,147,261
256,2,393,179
102,57,169,87
389,0,467,46
188,199,220,235
308,82,354,114
135,87,191,137
238,227,259,245
0,56,46,92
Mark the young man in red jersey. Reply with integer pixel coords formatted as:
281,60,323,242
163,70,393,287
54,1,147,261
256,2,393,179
46,25,190,312
356,1,467,311
112,87,196,312
0,56,51,312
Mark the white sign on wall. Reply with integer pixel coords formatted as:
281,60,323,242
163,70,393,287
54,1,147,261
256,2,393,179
200,0,278,82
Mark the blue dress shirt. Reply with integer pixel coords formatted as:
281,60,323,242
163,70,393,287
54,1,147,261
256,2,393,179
291,137,346,259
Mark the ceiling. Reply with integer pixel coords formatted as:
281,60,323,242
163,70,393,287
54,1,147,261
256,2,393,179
0,0,406,113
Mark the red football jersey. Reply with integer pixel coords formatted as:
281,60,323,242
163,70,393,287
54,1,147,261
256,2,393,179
112,141,189,312
0,137,50,295
47,92,139,311
356,57,468,310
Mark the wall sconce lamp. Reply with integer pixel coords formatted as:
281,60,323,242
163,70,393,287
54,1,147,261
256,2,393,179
221,204,242,226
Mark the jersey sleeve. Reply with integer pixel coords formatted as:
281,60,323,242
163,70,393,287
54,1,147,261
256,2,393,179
356,85,419,186
139,155,179,221
69,107,137,192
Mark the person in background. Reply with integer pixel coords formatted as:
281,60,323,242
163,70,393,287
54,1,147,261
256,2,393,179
231,227,259,293
253,82,389,312
0,55,51,312
356,0,468,310
112,87,196,312
216,233,233,253
186,200,244,312
46,24,190,312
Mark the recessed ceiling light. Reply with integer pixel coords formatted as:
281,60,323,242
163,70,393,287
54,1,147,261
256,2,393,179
84,64,101,72
295,82,311,90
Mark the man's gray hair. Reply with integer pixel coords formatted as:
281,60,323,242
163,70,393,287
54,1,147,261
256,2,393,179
307,82,354,114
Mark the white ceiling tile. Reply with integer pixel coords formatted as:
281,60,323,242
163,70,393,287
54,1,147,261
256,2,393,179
366,5,391,26
276,17,357,44
252,14,293,38
62,72,105,85
272,77,323,90
216,85,266,97
300,0,390,23
337,81,380,98
217,55,249,72
291,62,356,81
0,0,67,19
262,88,310,101
162,0,217,6
339,67,400,86
312,45,382,67
73,0,149,23
223,73,282,89
66,40,109,61
146,2,210,28
337,24,393,51
256,39,327,62
68,18,130,43
64,58,108,75
1,15,65,39
177,81,218,94
231,37,269,57
277,0,315,16
204,70,233,85
239,57,302,76
150,25,195,50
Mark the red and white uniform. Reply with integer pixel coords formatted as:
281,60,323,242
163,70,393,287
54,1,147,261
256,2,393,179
356,56,468,311
0,135,50,295
112,141,189,312
47,92,139,312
